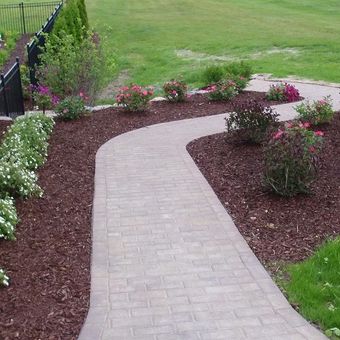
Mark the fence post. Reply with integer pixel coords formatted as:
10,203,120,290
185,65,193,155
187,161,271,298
16,57,25,116
20,2,27,35
1,73,9,117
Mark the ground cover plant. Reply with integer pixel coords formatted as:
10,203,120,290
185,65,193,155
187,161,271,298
281,238,340,336
83,0,340,89
0,90,284,339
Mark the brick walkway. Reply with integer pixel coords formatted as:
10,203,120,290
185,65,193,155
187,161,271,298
79,80,340,339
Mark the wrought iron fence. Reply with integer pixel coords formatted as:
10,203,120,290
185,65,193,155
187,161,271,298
27,1,62,85
0,57,25,118
0,1,61,34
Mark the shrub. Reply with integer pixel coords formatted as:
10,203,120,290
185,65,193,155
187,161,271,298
295,96,334,125
116,84,154,112
202,65,226,84
266,82,300,102
163,80,188,102
31,84,59,113
37,32,104,102
264,122,323,197
0,114,54,170
0,158,42,198
20,64,31,100
207,80,238,101
226,100,279,143
0,196,18,240
0,268,9,287
55,94,88,120
227,74,249,92
225,61,253,80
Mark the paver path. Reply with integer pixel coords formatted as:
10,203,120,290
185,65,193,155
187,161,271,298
79,80,340,340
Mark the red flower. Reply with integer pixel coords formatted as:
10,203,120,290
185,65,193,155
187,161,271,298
314,131,324,136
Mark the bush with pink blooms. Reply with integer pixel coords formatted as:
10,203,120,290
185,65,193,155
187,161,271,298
264,121,324,197
116,84,154,112
295,96,334,125
207,80,238,101
31,85,59,114
162,80,188,102
266,82,300,102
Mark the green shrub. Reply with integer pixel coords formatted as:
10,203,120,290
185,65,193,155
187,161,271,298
0,268,9,287
225,61,253,79
264,122,323,197
116,84,154,112
20,65,31,100
207,80,238,101
0,196,18,240
202,65,226,84
37,32,104,101
226,100,279,143
55,94,88,120
295,96,334,125
163,80,188,102
227,74,249,92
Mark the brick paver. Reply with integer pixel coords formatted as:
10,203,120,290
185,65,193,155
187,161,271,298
79,80,340,339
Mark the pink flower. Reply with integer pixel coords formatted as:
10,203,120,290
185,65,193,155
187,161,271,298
142,91,148,96
314,131,324,136
171,90,177,95
79,92,84,97
303,122,311,128
286,122,293,128
309,146,316,153
273,130,284,140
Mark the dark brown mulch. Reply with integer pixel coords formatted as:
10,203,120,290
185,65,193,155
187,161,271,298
187,112,340,268
0,91,283,340
0,34,31,74
0,120,12,142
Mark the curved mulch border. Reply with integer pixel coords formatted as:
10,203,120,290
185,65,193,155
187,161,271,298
187,112,340,269
0,91,283,340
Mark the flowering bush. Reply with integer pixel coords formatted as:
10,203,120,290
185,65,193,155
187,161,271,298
0,196,18,240
116,84,154,111
207,80,238,101
295,96,334,125
266,83,300,102
0,158,42,198
264,122,323,197
31,85,59,113
0,114,54,170
227,74,249,92
163,80,188,102
0,268,9,287
55,94,88,120
226,100,279,143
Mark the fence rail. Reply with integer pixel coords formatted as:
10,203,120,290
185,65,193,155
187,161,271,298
0,1,61,34
27,1,62,85
0,57,25,118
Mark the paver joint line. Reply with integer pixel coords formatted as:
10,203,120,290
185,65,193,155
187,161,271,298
78,79,340,339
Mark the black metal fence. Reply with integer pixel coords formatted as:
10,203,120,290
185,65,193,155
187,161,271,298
27,1,62,85
0,1,61,34
0,58,25,118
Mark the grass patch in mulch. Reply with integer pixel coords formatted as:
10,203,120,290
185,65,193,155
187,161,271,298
0,91,281,339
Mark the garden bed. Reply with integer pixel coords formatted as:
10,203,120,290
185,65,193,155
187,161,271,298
187,112,340,267
0,91,284,339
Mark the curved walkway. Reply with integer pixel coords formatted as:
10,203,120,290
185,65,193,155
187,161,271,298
79,80,340,340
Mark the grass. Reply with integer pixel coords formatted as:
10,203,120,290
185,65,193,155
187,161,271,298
0,31,19,68
83,0,340,88
279,238,340,337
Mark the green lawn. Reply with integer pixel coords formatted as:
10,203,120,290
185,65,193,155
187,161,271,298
281,238,340,338
85,0,340,87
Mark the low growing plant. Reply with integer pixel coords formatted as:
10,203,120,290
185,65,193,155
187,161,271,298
163,80,188,102
295,96,334,125
0,196,18,240
266,82,300,102
264,122,323,197
0,268,9,287
202,65,226,84
116,84,154,111
226,100,279,143
55,94,88,120
207,80,238,101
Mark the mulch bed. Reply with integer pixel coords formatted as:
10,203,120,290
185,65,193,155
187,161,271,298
0,91,282,340
187,112,340,269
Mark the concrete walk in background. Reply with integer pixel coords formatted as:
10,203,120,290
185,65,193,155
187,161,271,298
79,80,340,340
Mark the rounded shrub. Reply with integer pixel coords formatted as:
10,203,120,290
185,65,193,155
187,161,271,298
163,80,188,102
